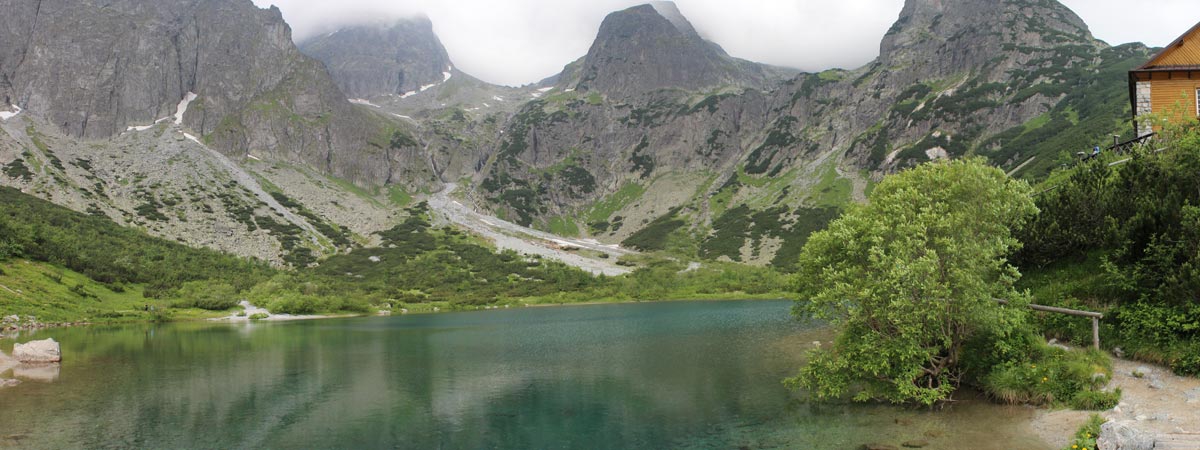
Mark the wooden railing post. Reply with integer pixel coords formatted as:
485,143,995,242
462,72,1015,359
995,298,1104,351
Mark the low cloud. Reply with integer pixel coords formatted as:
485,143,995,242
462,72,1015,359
253,0,1200,87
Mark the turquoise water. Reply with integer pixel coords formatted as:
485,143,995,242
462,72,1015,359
0,300,1050,449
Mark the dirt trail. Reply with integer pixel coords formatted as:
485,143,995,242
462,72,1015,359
1031,358,1200,448
428,184,634,276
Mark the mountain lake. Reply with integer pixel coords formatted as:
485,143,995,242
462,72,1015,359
0,300,1052,449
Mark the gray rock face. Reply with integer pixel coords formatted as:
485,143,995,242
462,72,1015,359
300,17,453,98
0,0,404,187
455,0,1150,264
569,2,779,98
1098,420,1156,450
12,338,61,363
878,0,1093,84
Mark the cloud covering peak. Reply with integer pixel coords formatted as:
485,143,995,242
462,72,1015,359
253,0,1200,87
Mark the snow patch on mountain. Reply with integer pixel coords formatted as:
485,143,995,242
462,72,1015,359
173,92,198,125
0,105,22,121
349,98,381,108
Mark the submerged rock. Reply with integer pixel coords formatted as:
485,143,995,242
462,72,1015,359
861,444,898,450
0,378,19,388
1098,420,1156,450
13,338,62,363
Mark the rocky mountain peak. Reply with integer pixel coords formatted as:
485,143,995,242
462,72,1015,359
570,2,770,98
648,1,698,36
0,0,409,187
877,0,1096,80
299,16,453,98
883,0,1093,53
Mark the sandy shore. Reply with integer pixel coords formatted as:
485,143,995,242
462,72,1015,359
1031,357,1200,447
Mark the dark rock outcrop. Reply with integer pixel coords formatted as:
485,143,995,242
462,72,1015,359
567,2,784,98
299,17,454,99
467,0,1148,261
0,0,412,187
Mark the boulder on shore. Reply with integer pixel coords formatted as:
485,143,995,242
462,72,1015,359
1098,420,1156,450
12,339,61,363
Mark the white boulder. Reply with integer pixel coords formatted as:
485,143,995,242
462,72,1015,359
1098,420,1156,450
13,338,62,363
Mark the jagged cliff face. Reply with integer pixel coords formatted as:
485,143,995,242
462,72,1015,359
466,0,1150,264
566,2,780,99
0,0,426,188
0,0,437,266
879,0,1093,82
0,0,1157,267
299,17,453,99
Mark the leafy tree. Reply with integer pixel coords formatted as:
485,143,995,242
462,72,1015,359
786,158,1038,405
0,214,30,260
172,281,240,311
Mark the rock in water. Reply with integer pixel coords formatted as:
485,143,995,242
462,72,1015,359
12,338,61,363
1098,420,1156,450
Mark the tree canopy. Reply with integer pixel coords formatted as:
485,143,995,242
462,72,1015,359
786,158,1039,405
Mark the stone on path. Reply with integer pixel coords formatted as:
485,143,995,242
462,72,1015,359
1098,420,1156,450
12,338,61,363
1185,388,1200,404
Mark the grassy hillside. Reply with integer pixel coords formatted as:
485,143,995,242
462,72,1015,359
0,259,219,324
0,187,793,324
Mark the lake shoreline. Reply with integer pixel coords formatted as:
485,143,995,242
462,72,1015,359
1,294,795,340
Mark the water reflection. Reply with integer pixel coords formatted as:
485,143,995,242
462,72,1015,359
0,350,60,384
0,301,1051,449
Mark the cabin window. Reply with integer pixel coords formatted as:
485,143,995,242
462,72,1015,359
1196,88,1200,117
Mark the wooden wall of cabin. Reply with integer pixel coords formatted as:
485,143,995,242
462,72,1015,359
1145,71,1200,122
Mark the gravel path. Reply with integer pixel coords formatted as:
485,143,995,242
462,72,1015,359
428,184,633,276
1031,357,1200,448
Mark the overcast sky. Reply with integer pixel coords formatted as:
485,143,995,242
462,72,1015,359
252,0,1200,87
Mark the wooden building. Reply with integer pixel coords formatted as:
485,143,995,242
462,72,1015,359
1130,21,1200,136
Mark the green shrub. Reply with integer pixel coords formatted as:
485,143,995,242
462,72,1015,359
1061,414,1104,450
980,344,1115,408
1170,342,1200,376
621,208,686,252
248,313,268,321
1070,388,1121,410
172,281,240,311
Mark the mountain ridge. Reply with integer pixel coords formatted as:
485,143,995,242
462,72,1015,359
0,0,1155,270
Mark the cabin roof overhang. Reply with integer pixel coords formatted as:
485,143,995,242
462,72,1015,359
1136,20,1200,71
